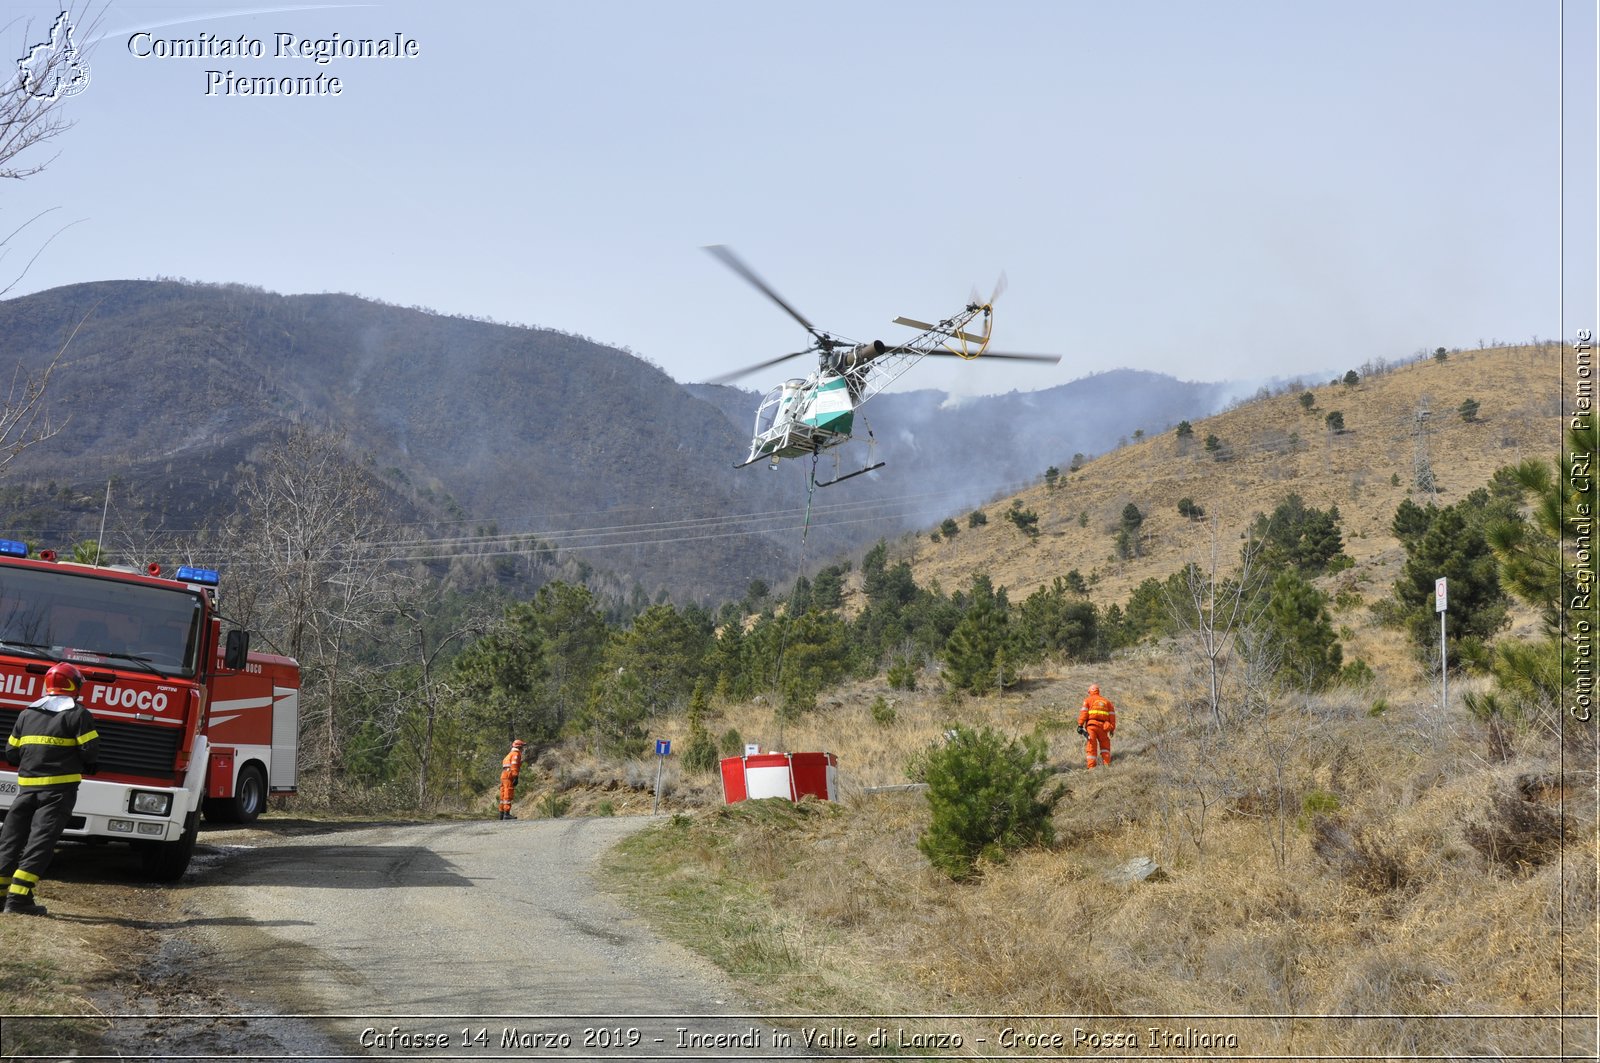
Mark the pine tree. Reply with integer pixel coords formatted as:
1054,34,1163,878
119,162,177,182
1394,498,1511,660
1247,493,1347,575
683,681,720,774
1468,423,1598,730
941,574,1014,694
1391,498,1436,549
1263,571,1343,690
918,725,1063,879
1016,578,1099,661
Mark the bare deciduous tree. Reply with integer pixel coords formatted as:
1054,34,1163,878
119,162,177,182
222,424,410,797
0,7,104,469
1164,516,1270,731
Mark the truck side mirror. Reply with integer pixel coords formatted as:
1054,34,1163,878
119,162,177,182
224,629,251,670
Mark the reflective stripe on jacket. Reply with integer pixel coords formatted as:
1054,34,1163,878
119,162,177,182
501,747,523,779
1078,694,1116,730
6,695,99,788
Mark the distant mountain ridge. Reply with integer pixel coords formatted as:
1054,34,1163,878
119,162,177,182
0,280,1233,602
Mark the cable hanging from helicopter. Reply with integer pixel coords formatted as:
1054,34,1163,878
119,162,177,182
701,245,1061,486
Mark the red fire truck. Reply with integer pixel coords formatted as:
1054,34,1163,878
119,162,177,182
0,539,299,881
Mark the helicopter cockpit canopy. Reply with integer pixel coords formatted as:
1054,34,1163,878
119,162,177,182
755,379,807,437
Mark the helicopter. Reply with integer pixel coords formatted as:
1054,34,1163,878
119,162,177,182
703,245,1063,485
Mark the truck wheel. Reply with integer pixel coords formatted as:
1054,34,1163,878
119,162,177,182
140,809,199,882
203,764,267,824
231,764,266,824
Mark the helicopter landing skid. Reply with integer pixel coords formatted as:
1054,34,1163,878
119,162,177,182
814,461,885,487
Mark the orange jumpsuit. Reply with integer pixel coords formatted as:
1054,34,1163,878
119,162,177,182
498,742,524,816
1078,692,1116,769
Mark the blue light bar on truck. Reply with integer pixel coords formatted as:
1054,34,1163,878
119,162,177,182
0,540,28,558
176,566,219,585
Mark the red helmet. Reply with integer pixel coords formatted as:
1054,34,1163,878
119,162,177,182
45,662,84,696
512,739,526,749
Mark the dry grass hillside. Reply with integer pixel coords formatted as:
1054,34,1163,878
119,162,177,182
901,344,1559,607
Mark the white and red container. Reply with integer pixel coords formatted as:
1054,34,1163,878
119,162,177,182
720,751,838,804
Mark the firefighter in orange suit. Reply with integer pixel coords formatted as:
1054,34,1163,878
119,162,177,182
1077,684,1116,770
498,739,526,820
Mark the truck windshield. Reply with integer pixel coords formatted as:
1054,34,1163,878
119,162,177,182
0,566,204,678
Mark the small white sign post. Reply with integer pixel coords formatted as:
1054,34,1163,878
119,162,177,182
1435,577,1448,711
652,739,670,814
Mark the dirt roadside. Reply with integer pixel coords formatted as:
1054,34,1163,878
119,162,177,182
4,814,792,1061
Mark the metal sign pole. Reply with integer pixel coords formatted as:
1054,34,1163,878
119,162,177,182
652,739,670,814
1435,577,1448,711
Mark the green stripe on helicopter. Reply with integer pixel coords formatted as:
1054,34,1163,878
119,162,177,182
801,376,854,435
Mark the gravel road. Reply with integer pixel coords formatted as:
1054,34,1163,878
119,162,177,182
78,817,805,1061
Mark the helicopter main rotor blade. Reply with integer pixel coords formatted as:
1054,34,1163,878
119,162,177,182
704,245,821,338
892,347,1062,365
704,349,813,385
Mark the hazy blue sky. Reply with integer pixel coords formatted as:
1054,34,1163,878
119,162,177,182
4,1,1594,396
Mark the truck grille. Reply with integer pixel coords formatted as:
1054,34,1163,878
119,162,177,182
0,710,181,781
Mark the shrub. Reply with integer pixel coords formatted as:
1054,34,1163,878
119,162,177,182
1006,502,1040,537
917,725,1063,880
967,510,988,528
683,727,720,774
886,655,918,691
1463,789,1565,871
1339,659,1376,687
1325,410,1345,433
1459,397,1480,422
1175,420,1194,438
1296,789,1342,831
869,695,896,726
1312,819,1417,894
718,727,745,757
940,517,959,538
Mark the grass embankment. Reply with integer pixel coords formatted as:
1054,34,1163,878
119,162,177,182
0,880,175,1057
598,657,1596,1059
